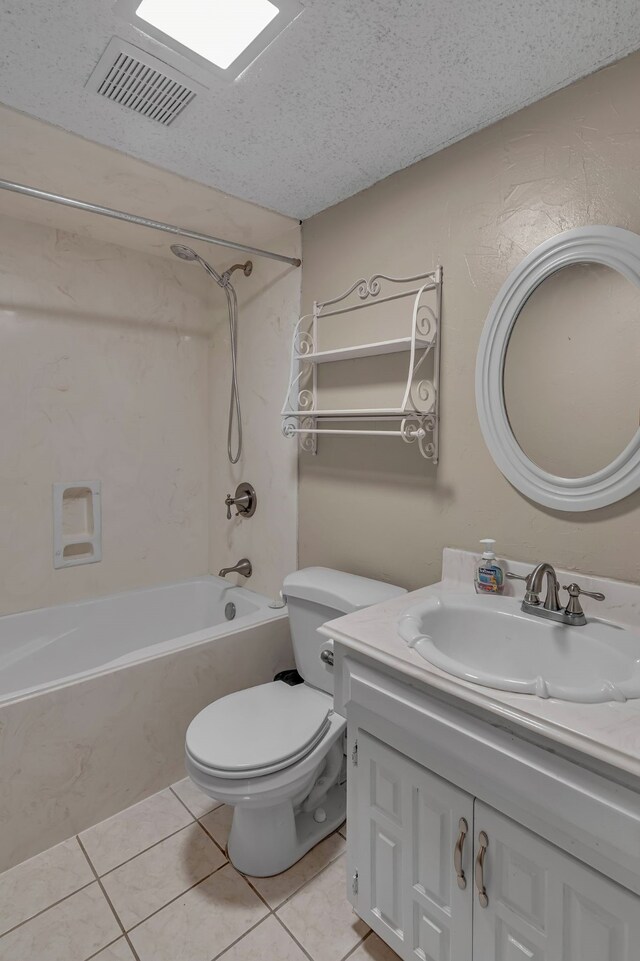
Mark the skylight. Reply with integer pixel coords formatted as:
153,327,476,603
134,0,280,70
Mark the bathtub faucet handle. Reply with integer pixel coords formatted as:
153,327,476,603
224,483,257,520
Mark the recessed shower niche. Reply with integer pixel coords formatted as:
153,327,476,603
53,481,102,568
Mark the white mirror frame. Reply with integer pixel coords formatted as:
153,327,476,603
476,225,640,512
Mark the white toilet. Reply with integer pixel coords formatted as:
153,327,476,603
185,567,406,877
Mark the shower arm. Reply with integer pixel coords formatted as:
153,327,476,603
224,261,253,282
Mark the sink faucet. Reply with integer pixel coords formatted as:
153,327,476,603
507,562,605,626
527,563,562,611
218,558,252,579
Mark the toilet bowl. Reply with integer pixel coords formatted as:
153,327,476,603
185,567,406,876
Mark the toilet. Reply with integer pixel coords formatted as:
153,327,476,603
185,567,406,877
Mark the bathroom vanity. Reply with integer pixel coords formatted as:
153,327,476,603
322,550,640,961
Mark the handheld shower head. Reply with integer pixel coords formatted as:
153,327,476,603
170,244,226,288
169,242,244,463
170,244,199,261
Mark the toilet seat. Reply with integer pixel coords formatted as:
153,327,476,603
185,681,333,779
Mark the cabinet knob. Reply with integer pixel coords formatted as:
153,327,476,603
475,831,489,908
453,817,468,890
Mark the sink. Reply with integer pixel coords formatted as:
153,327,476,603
397,592,640,703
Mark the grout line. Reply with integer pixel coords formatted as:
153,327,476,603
209,914,273,961
272,913,315,961
0,818,358,961
275,849,347,913
169,783,223,820
125,861,229,934
77,821,196,878
235,871,273,913
84,934,129,961
198,821,346,913
340,929,375,960
0,879,95,939
91,821,197,880
0,819,348,934
189,821,277,929
77,835,142,961
196,814,230,860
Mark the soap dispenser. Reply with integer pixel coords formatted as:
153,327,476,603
475,539,505,594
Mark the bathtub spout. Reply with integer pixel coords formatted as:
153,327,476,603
218,558,252,579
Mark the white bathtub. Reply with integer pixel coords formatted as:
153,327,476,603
0,576,280,703
0,577,292,871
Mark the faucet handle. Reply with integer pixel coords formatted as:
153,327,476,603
506,570,540,605
224,483,257,521
563,582,605,616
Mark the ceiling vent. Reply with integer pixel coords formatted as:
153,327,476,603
86,38,200,125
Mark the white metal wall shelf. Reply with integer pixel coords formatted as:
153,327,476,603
282,268,442,461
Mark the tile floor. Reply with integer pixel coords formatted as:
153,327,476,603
0,778,399,961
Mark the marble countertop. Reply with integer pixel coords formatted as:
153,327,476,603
323,549,640,783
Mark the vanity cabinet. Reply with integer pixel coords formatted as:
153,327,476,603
354,731,473,960
351,729,640,961
473,801,640,961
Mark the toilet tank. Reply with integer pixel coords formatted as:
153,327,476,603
282,567,406,694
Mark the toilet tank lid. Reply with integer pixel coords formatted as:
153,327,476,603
283,567,406,614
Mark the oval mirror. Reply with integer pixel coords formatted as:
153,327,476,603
476,226,640,511
504,262,640,479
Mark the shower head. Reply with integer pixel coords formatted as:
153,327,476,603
170,244,199,262
170,244,226,287
170,243,243,464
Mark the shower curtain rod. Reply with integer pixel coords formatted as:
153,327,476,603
0,178,302,268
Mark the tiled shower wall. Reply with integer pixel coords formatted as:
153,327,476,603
0,172,300,615
0,213,213,616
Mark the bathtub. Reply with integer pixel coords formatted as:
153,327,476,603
0,576,284,703
0,577,293,871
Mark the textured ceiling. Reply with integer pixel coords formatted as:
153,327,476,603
1,0,640,219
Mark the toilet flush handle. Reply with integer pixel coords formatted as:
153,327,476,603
320,649,334,667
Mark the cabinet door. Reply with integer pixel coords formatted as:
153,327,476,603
473,801,640,961
353,731,473,961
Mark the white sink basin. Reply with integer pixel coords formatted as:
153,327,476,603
397,592,640,703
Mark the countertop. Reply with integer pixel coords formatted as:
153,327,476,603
322,549,640,785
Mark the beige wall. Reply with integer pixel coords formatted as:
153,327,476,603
299,52,640,591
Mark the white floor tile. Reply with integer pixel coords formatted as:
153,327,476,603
91,939,137,960
171,777,221,819
277,856,369,961
248,831,346,908
219,915,308,961
0,837,94,936
80,789,193,875
129,864,268,961
199,804,234,850
102,823,226,930
348,932,401,960
0,883,121,961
